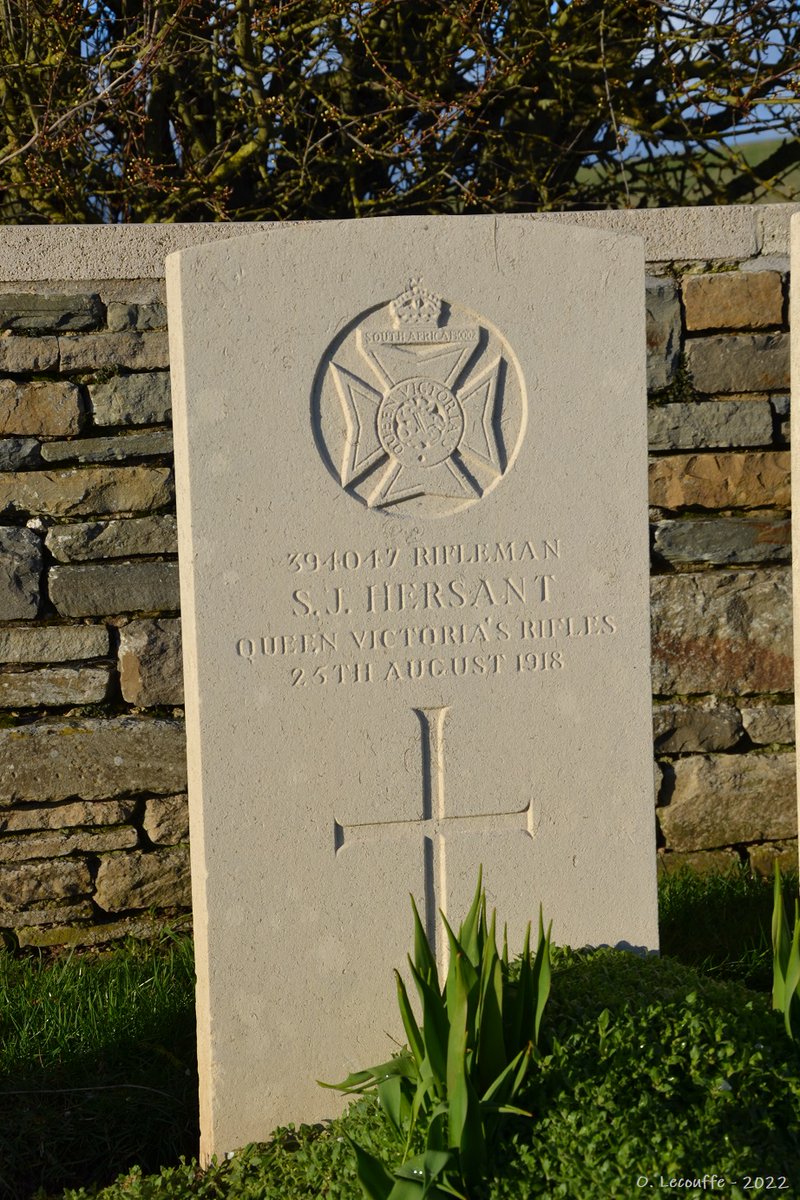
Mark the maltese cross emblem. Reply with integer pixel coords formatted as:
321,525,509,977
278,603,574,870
314,281,526,518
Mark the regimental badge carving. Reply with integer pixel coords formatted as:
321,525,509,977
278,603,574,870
313,281,527,518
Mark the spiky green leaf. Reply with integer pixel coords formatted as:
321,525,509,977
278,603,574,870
408,957,449,1091
318,1068,381,1093
446,952,470,1149
446,952,486,1178
773,863,792,1011
395,970,425,1068
458,866,484,966
441,912,478,1023
531,910,552,1049
509,921,533,1055
377,1073,409,1141
396,1149,452,1181
476,910,506,1091
411,894,438,990
481,1044,531,1108
347,1138,398,1200
783,919,800,1040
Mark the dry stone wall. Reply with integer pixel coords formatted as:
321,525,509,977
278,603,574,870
0,210,796,947
647,255,795,878
0,282,190,947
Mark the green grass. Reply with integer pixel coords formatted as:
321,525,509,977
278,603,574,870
2,867,799,1200
0,932,197,1199
659,864,798,992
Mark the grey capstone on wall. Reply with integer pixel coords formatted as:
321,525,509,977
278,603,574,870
0,210,796,947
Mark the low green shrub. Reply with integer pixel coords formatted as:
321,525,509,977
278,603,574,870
486,950,800,1198
64,951,800,1200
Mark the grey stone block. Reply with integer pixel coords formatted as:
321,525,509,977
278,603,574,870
0,526,42,618
757,204,800,255
682,271,783,332
0,858,92,906
659,752,796,850
119,618,183,705
0,716,187,804
106,301,167,332
0,799,136,831
653,516,791,566
0,336,58,373
0,292,103,332
15,911,191,948
649,451,790,510
646,276,681,392
648,400,773,451
653,700,742,753
0,624,109,663
749,840,798,876
686,332,789,393
0,379,85,436
94,845,191,912
651,567,793,695
0,825,137,862
741,254,789,275
59,332,169,372
740,704,795,746
98,282,166,305
40,429,173,465
45,514,178,562
0,665,111,707
0,466,173,518
50,561,180,617
0,438,40,470
90,372,172,426
143,794,189,845
0,900,94,927
0,213,760,279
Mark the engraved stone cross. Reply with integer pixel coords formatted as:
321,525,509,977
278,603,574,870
333,706,533,974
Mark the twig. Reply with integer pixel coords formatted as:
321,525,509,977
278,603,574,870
0,0,192,171
600,0,631,206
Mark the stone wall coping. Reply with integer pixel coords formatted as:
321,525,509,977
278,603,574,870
1,205,798,281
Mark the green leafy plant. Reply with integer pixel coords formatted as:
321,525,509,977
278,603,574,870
771,862,800,1038
321,870,552,1200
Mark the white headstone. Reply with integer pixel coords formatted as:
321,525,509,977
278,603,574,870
166,215,658,1161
